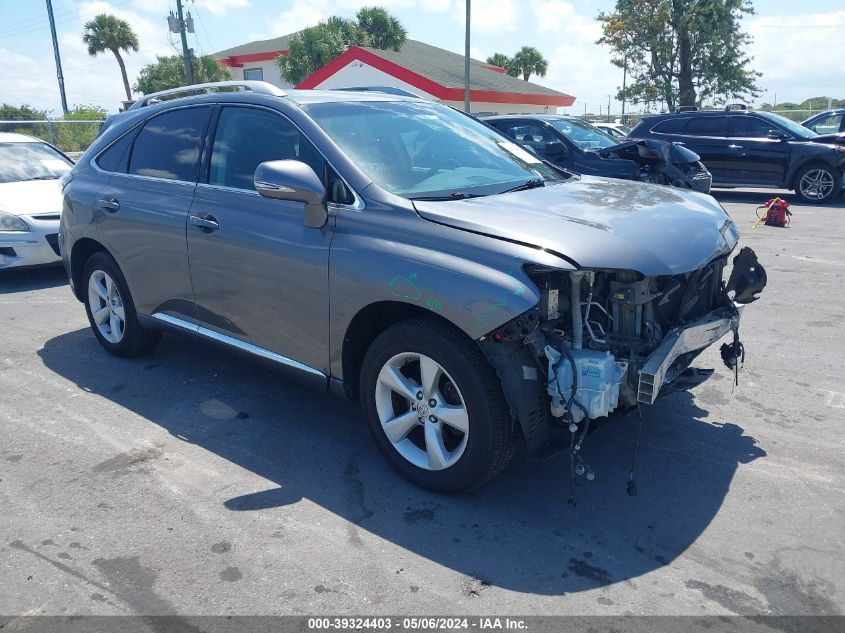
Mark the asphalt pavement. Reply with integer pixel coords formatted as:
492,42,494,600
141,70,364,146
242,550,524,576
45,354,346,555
1,188,843,617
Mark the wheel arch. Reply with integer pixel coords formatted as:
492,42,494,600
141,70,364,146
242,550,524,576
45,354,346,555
69,237,110,302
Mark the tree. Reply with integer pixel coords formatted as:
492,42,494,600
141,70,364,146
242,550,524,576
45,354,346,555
278,7,406,85
507,46,548,81
356,6,406,51
134,54,231,94
598,0,761,110
486,53,511,69
0,104,47,120
82,14,139,101
56,104,109,152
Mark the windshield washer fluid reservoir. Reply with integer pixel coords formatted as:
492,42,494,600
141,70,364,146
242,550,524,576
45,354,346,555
545,346,628,422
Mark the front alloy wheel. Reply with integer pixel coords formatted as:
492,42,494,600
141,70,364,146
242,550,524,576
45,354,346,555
360,318,519,492
796,166,840,203
375,352,469,471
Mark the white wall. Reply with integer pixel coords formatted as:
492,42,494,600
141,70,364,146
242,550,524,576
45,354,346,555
229,61,294,89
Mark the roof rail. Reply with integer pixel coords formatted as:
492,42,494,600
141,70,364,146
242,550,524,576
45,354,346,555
129,81,286,110
724,103,749,111
676,106,698,113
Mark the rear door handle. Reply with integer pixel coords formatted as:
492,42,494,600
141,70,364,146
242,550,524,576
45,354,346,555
97,198,120,212
728,144,744,150
189,214,220,232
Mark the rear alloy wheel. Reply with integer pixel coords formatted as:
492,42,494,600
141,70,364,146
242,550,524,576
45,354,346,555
795,164,841,203
360,318,519,492
82,252,161,357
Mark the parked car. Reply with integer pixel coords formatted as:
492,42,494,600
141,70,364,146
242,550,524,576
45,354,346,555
629,108,845,203
801,108,845,144
593,122,631,140
483,115,712,193
61,82,765,493
0,133,73,269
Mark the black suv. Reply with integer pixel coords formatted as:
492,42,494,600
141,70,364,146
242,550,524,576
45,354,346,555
629,109,845,203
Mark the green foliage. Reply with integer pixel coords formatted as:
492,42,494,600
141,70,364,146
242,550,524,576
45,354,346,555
487,47,549,81
598,0,761,110
508,46,549,81
134,54,232,94
356,6,407,51
278,6,406,85
82,14,140,101
0,103,47,120
63,104,108,120
53,104,109,152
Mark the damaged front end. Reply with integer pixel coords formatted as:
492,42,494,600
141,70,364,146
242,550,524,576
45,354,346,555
599,139,713,194
481,246,766,502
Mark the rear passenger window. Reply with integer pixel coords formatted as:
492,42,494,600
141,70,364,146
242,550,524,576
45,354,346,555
128,107,210,182
652,118,688,134
96,130,134,173
682,117,726,137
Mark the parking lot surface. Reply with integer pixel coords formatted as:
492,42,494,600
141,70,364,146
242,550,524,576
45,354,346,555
1,189,843,616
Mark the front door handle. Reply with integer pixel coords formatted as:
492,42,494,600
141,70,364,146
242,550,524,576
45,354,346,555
728,144,744,150
189,214,220,232
97,198,120,212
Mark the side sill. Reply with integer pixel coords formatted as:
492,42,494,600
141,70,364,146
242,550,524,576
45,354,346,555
146,312,330,392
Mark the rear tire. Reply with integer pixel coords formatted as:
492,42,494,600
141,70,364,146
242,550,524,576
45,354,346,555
82,251,161,357
360,317,519,493
794,163,841,204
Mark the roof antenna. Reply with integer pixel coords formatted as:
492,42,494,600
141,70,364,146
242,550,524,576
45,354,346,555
627,404,646,496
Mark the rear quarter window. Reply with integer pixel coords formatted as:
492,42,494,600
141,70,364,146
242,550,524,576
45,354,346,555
95,130,135,173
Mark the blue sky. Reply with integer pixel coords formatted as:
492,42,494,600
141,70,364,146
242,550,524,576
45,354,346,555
1,0,843,115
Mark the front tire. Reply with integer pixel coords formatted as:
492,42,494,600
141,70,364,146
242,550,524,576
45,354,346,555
794,163,841,204
360,318,519,493
82,251,161,357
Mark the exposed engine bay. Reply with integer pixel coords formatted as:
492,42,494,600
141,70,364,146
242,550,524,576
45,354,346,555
597,139,713,193
483,247,766,503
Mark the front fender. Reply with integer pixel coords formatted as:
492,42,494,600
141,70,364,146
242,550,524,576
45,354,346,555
328,206,571,378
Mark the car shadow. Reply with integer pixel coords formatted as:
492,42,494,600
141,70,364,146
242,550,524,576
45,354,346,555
711,188,845,209
38,328,766,596
0,265,67,294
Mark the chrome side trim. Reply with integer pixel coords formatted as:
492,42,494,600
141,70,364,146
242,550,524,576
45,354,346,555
151,312,325,379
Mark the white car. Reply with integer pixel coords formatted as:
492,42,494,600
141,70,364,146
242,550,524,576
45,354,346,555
592,122,632,140
0,132,73,269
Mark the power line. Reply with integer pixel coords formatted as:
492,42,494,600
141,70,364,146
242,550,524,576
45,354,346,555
0,0,133,38
0,45,172,81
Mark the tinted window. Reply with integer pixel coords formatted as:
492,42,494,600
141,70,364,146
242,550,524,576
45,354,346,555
652,118,688,134
730,116,778,138
96,130,134,173
128,107,209,181
209,106,327,191
682,117,727,136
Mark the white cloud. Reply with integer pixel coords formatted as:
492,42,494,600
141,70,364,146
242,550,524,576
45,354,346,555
454,0,522,34
202,0,251,16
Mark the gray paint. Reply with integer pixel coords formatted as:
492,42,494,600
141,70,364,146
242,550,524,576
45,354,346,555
62,89,740,394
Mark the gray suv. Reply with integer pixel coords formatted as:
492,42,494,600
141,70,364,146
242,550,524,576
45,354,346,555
60,81,766,494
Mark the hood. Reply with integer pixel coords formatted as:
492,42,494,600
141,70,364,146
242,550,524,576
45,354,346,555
413,176,739,276
602,138,701,164
0,179,63,216
809,132,845,146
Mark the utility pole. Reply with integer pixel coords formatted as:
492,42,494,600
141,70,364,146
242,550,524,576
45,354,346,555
45,0,68,114
607,94,611,122
621,56,627,120
463,0,470,113
175,0,194,85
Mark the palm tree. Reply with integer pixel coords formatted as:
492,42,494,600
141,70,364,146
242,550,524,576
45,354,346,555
356,6,407,51
486,53,512,69
82,14,139,101
508,46,549,82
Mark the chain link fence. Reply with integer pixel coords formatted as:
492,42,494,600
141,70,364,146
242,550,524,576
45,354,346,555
0,120,104,158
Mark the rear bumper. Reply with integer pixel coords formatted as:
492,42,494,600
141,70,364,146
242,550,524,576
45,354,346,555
0,220,62,269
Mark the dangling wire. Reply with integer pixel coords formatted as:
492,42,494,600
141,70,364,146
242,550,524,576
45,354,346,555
627,404,646,496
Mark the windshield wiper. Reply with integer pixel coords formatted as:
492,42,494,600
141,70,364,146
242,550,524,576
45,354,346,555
499,178,545,194
408,192,485,201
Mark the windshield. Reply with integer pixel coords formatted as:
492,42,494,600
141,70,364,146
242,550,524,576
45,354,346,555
549,118,617,150
303,101,562,199
766,113,817,139
0,142,72,184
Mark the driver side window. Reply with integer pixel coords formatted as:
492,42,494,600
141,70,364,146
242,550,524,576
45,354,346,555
208,106,353,204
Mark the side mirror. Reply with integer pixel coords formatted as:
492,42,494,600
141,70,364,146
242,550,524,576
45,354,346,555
544,141,567,157
254,160,328,228
766,129,788,141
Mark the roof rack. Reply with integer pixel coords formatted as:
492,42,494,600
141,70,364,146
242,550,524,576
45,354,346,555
724,103,749,111
676,106,698,113
129,81,286,110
